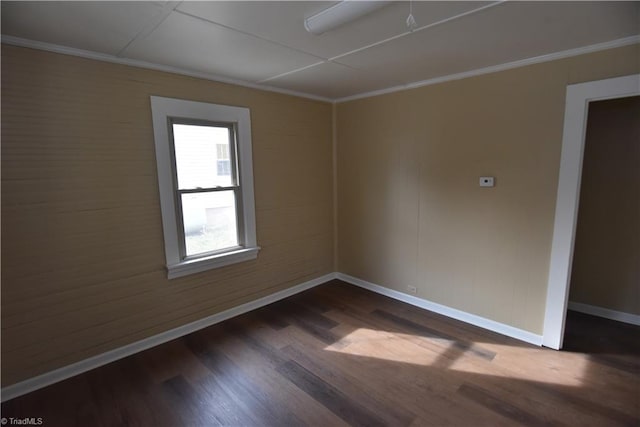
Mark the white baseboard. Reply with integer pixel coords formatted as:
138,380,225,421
2,271,550,402
1,272,337,402
568,301,640,326
336,273,543,346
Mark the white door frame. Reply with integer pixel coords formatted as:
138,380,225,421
542,74,640,350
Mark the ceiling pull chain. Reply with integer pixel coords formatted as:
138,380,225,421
406,0,417,32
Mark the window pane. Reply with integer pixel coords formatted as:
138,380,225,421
181,191,238,256
217,160,231,176
172,124,233,189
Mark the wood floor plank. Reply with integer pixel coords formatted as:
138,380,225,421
275,359,386,427
522,380,640,426
266,301,347,347
160,375,222,426
215,319,350,426
321,282,524,347
323,302,496,373
274,320,509,427
371,309,497,361
184,331,306,427
253,306,291,330
191,373,265,426
82,357,180,427
135,339,211,385
2,280,638,426
281,344,417,426
457,383,555,427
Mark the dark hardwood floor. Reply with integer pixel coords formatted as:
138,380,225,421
2,279,639,426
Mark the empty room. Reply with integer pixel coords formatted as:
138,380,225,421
1,1,639,426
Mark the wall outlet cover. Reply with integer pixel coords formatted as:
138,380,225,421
479,177,495,187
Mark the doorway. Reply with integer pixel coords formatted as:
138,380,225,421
568,95,639,322
542,74,640,350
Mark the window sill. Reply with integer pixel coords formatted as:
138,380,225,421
167,246,260,279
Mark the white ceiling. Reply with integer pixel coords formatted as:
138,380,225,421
2,1,639,101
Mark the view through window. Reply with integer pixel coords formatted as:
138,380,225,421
172,123,239,257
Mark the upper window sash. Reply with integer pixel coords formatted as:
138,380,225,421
168,119,239,190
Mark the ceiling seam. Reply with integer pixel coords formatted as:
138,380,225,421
260,59,369,85
259,1,506,85
257,61,328,84
173,8,328,65
116,1,183,58
328,1,506,63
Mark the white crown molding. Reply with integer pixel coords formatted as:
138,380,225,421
336,273,544,346
0,35,333,104
0,272,337,402
335,35,640,103
3,35,638,104
568,301,640,326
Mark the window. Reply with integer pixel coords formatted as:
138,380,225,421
150,97,259,279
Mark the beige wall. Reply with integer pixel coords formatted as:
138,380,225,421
337,44,639,334
1,45,334,386
569,96,640,315
2,42,639,387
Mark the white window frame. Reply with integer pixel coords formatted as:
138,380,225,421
150,96,259,279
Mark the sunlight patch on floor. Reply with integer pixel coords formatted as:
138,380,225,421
324,328,587,386
447,343,587,386
325,327,447,366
